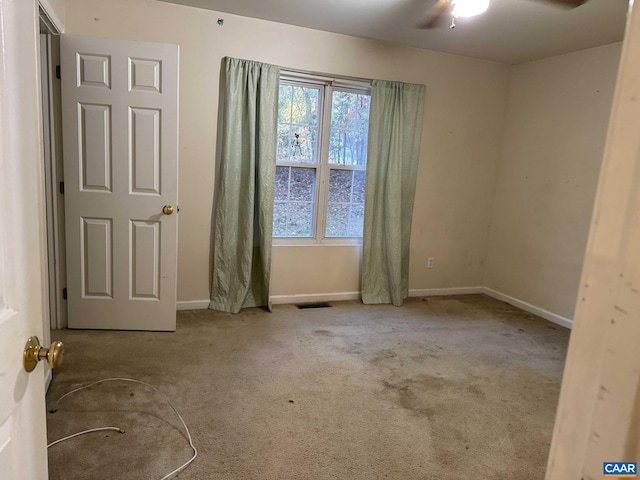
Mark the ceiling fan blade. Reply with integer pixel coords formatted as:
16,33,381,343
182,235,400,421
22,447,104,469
531,0,589,8
417,0,453,29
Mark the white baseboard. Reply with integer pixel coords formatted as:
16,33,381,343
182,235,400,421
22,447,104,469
177,288,573,329
176,300,210,311
271,292,361,305
177,293,363,309
409,286,484,297
272,287,485,305
482,287,573,329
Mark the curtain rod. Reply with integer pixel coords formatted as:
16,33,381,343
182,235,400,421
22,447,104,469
280,66,373,86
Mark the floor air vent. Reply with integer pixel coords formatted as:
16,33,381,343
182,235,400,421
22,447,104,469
296,302,332,309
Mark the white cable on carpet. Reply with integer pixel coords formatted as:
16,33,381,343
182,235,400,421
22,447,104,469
48,426,124,448
50,377,198,480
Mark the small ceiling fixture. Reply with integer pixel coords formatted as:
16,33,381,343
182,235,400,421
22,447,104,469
418,0,589,29
449,0,490,28
452,0,490,18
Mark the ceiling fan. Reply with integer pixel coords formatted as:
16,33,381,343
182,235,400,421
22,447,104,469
418,0,589,29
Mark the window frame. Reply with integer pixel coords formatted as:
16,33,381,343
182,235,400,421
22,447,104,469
273,74,371,246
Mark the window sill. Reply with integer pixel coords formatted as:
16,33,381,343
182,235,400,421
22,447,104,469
273,238,362,247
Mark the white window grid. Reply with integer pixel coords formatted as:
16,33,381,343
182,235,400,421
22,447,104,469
274,75,371,246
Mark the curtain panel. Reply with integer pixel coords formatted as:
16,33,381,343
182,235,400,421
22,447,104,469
362,80,426,306
209,57,280,313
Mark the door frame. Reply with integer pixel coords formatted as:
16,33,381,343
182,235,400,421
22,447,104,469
38,0,63,34
38,22,66,333
38,3,66,332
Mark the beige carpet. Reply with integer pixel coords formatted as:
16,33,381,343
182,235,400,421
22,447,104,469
46,295,569,480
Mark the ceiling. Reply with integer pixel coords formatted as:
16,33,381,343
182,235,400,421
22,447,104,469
156,0,628,64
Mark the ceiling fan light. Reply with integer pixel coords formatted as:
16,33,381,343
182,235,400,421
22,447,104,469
452,0,490,18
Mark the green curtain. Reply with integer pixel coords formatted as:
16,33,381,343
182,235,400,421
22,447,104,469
209,57,280,313
362,80,426,306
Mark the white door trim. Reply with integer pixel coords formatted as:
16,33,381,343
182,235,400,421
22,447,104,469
38,26,66,330
38,1,63,34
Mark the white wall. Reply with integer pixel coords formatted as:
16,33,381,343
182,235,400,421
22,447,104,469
64,0,511,303
485,43,622,321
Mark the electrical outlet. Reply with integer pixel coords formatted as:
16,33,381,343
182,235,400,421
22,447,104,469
427,257,435,269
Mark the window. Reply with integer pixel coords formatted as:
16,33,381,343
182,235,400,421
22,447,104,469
274,76,371,242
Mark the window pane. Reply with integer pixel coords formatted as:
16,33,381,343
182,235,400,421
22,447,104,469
329,129,369,166
355,94,371,130
352,170,366,203
277,124,291,162
326,204,349,237
272,166,316,237
287,202,313,237
292,86,318,125
331,90,356,129
328,130,346,165
277,84,320,164
278,84,293,123
326,168,366,237
348,205,365,237
328,169,352,203
275,166,289,201
329,90,370,166
273,202,288,237
289,126,316,163
290,167,315,202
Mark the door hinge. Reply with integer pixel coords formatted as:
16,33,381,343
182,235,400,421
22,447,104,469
59,181,64,194
62,288,67,300
55,65,61,79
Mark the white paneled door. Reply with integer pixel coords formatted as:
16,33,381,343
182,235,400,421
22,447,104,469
61,35,179,331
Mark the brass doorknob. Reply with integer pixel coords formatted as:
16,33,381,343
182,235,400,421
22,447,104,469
162,205,174,215
23,336,64,372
